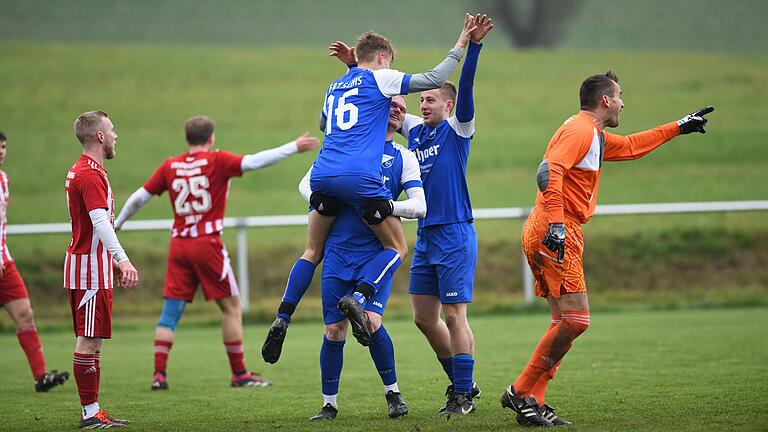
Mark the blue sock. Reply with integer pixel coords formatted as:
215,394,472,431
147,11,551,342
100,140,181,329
358,249,401,297
438,357,454,383
452,353,474,395
320,336,345,396
368,326,396,386
278,259,316,323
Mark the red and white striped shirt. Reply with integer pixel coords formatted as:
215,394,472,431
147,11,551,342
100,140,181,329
64,155,115,290
143,150,243,238
0,171,13,266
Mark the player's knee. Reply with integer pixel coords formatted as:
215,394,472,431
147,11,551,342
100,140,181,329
14,306,35,328
310,192,341,217
365,312,381,333
325,323,347,341
413,315,435,333
562,311,590,337
157,298,186,331
443,310,467,332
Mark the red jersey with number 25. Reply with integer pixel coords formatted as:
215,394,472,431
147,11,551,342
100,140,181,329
143,150,244,238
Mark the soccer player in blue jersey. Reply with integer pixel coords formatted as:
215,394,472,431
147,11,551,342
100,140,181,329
297,96,425,420
274,15,478,350
399,14,493,416
262,98,426,366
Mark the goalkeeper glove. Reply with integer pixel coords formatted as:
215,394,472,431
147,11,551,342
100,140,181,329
541,223,565,263
677,106,714,134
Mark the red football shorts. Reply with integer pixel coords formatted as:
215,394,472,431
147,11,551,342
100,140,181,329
0,262,29,306
69,289,113,338
164,236,239,302
522,208,586,299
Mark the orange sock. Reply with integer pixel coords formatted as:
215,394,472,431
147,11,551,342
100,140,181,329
514,310,589,399
531,315,561,404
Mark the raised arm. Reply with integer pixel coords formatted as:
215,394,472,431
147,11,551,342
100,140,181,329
407,13,477,92
604,106,714,161
115,187,153,229
603,123,679,161
456,14,492,123
241,133,319,172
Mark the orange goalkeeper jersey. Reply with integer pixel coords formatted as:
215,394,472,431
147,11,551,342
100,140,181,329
536,111,680,225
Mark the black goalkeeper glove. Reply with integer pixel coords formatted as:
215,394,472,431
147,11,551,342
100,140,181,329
362,200,394,225
677,106,714,134
541,223,566,263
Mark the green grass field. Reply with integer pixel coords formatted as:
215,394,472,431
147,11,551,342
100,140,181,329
1,308,766,431
0,39,766,315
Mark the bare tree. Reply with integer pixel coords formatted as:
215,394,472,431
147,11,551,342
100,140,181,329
482,0,583,48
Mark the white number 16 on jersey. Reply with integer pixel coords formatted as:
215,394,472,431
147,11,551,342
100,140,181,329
325,88,359,134
172,175,212,215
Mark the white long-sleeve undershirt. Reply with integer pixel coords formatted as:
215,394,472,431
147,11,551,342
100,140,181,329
89,208,129,263
114,187,153,229
241,141,297,172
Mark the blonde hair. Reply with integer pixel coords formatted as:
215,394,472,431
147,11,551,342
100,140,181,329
74,110,109,144
355,31,395,64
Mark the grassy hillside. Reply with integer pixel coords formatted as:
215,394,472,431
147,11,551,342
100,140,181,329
0,0,766,53
0,43,765,224
0,42,766,317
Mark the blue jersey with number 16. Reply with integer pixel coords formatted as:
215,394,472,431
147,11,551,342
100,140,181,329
312,68,411,182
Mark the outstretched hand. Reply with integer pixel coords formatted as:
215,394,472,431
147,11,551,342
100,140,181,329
678,106,715,134
295,133,320,152
329,41,357,66
470,13,494,43
454,13,478,50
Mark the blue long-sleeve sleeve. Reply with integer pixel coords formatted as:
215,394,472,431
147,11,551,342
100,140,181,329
456,41,482,123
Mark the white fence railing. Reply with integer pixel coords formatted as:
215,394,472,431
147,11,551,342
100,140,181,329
8,200,768,309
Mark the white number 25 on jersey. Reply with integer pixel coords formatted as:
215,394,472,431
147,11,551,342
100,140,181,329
172,175,212,215
325,88,359,134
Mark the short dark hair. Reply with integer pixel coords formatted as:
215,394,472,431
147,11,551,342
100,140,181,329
355,31,395,64
579,71,619,109
0,131,6,142
185,115,215,145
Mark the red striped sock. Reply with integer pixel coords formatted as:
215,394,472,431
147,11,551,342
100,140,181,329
95,350,101,390
154,340,173,373
73,353,98,406
16,326,46,379
224,340,246,375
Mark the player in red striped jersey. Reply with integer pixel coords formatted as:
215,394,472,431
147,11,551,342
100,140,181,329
0,131,70,393
65,111,139,429
115,115,318,391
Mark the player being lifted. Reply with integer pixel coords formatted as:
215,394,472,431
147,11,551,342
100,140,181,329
341,14,488,416
501,72,714,426
0,131,69,393
115,116,318,390
295,96,425,420
65,111,139,428
272,15,478,349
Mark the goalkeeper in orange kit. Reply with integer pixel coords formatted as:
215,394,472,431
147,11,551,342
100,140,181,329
500,71,714,427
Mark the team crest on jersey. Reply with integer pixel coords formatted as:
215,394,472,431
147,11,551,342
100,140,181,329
381,154,394,168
